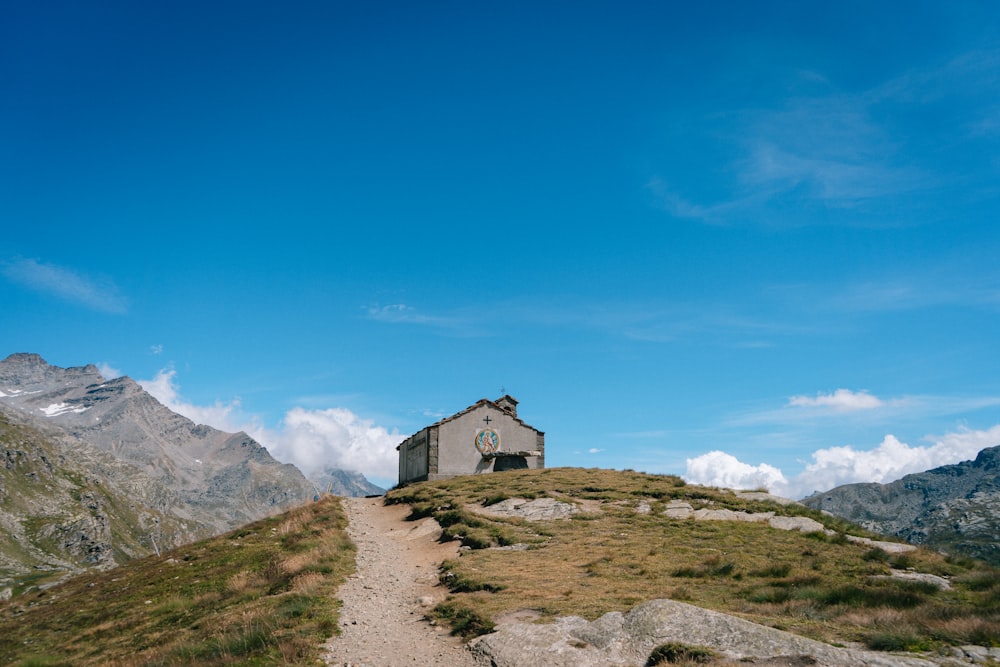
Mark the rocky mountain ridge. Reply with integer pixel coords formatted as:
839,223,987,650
0,353,314,530
313,467,385,498
0,403,204,591
0,352,380,593
803,445,1000,565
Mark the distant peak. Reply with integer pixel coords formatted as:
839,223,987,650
1,352,49,366
973,445,1000,469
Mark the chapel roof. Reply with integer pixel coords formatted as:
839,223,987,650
423,395,542,434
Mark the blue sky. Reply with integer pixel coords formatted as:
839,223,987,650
3,2,1000,495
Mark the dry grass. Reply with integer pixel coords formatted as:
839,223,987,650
280,549,317,575
387,467,1000,653
289,572,326,595
225,569,262,594
0,496,355,666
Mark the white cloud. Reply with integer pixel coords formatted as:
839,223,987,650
649,60,955,226
1,257,128,314
364,302,486,337
684,450,788,492
365,303,460,329
366,303,429,324
139,368,244,433
96,362,122,379
139,367,402,485
150,344,164,355
791,426,1000,497
788,388,884,411
251,408,402,483
588,448,605,454
685,425,1000,499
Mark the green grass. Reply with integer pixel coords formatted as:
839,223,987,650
0,496,355,666
388,467,1000,653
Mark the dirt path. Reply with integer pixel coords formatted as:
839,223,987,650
323,496,478,667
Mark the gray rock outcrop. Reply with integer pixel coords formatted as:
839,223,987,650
474,497,578,521
662,501,830,535
469,598,938,667
735,490,800,506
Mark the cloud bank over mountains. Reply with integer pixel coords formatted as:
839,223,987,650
685,422,1000,500
139,368,402,486
252,407,402,486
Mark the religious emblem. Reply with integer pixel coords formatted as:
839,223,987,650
475,428,500,454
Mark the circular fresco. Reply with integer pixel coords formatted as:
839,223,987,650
475,428,500,454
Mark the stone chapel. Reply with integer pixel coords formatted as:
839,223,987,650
396,394,545,485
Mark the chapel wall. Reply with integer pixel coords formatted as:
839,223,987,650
436,405,539,477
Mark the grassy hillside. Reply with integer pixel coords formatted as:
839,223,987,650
0,496,354,667
388,467,1000,654
3,466,998,665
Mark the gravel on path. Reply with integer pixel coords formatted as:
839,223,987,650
323,496,478,667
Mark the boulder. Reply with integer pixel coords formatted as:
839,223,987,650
469,599,938,667
662,500,693,519
736,491,801,506
474,497,578,521
846,535,917,554
767,516,827,533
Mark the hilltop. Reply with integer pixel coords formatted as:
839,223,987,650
2,467,999,666
387,468,1000,665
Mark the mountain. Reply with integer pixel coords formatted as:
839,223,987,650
802,445,1000,565
0,353,315,528
0,353,325,591
0,403,204,592
312,467,385,498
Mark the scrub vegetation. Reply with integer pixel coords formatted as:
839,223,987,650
0,496,354,666
387,467,1000,653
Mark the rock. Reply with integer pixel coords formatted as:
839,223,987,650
846,536,917,554
736,491,801,506
662,500,693,519
767,516,827,533
693,508,774,523
474,498,578,521
469,599,938,667
490,543,531,551
873,571,951,590
953,645,1000,664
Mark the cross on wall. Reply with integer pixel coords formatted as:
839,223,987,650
483,415,492,424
